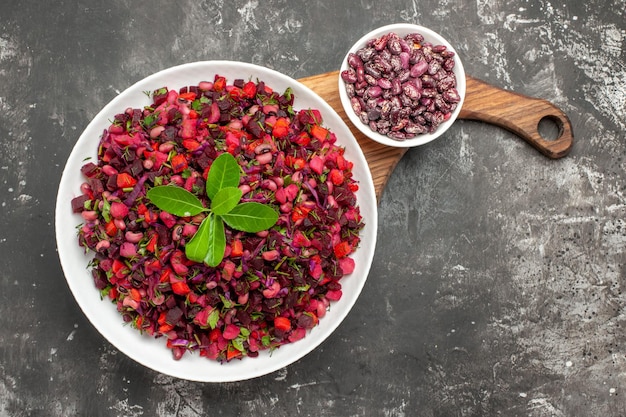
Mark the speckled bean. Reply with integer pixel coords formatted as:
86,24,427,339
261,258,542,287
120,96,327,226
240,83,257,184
377,78,392,89
255,152,273,165
341,69,357,84
343,31,459,141
350,97,363,114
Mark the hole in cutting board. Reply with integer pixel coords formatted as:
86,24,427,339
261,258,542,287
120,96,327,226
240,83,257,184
537,116,563,141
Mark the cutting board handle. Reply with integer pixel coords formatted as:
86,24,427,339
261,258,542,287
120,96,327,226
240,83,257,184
459,76,574,159
298,71,575,200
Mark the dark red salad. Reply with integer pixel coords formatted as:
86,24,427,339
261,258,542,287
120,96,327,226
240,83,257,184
71,75,364,363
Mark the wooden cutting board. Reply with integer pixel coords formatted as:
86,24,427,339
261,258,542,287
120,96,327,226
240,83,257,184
298,71,574,201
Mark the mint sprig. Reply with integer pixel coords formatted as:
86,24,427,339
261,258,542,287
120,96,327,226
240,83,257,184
146,153,279,267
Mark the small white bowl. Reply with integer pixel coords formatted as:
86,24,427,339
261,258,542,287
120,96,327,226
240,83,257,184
339,23,466,148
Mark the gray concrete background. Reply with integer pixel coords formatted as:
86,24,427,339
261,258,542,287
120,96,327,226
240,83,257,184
1,0,625,416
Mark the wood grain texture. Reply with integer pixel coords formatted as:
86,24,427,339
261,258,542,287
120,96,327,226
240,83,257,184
460,76,574,159
298,71,574,200
298,71,408,202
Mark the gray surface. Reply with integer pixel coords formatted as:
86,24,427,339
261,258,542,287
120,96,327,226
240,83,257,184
1,0,625,416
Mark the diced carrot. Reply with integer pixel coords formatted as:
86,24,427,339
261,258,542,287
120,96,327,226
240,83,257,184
159,268,172,283
242,81,257,98
171,280,191,296
329,168,345,185
182,139,201,151
171,154,188,173
285,155,306,170
333,241,352,258
213,75,226,91
209,328,222,343
226,345,243,361
136,203,148,216
230,239,243,257
158,323,174,333
310,124,329,141
274,316,291,332
104,220,118,236
129,288,141,302
293,131,310,146
178,91,197,101
187,292,199,304
336,154,347,170
145,233,158,253
272,117,290,138
228,87,243,101
143,209,158,224
107,287,118,300
291,205,311,222
116,172,137,188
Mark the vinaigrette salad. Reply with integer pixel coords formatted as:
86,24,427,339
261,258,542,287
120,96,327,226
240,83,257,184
71,75,364,362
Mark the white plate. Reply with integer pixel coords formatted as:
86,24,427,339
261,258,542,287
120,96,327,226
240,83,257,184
338,23,466,148
55,61,377,382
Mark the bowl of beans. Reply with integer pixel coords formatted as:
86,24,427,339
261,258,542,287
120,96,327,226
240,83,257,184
339,23,466,148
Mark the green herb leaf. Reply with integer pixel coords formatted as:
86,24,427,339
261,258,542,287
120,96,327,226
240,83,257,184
147,185,206,217
219,294,234,309
208,308,220,329
210,187,243,215
221,202,279,233
205,215,226,267
153,87,168,96
185,214,226,267
184,216,211,263
145,152,281,268
141,112,159,130
101,198,111,223
206,153,241,199
284,87,293,101
232,337,245,352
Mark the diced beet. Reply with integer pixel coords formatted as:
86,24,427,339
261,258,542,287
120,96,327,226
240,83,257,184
80,162,99,178
162,125,178,142
71,194,90,213
165,306,183,325
87,177,104,196
152,87,168,106
106,174,118,191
